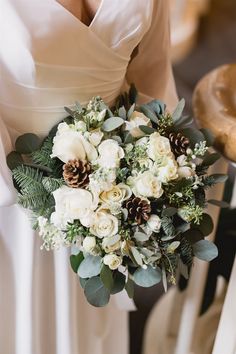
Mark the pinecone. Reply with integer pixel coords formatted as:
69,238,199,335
169,132,190,156
63,159,91,188
125,197,151,225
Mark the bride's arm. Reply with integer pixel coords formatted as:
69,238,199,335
126,0,178,110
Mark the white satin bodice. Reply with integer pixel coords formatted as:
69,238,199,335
0,0,153,135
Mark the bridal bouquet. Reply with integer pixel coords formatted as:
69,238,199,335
7,86,227,307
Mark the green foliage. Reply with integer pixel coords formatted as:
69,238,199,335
133,265,162,287
84,276,110,307
70,252,84,273
78,255,102,278
193,240,218,261
15,133,41,154
42,177,64,193
110,271,126,294
102,117,124,132
179,237,193,268
100,265,114,290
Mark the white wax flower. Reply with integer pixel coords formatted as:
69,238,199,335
51,123,97,163
103,254,122,270
128,171,163,199
148,132,172,160
147,215,162,233
97,139,124,168
83,236,96,253
90,209,119,238
51,186,97,229
124,111,151,138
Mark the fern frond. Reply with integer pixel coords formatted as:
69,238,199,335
42,177,64,193
18,190,49,210
179,237,193,268
31,136,55,168
13,165,44,191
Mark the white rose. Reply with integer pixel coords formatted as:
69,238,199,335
83,236,96,253
100,183,131,205
147,215,161,233
128,171,163,199
154,156,178,183
148,132,172,160
103,254,122,270
135,137,149,147
124,111,151,138
102,234,121,253
98,139,124,168
51,186,97,229
178,166,195,178
88,129,104,146
51,123,97,163
90,209,119,238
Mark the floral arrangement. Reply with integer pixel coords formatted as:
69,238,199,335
7,86,227,307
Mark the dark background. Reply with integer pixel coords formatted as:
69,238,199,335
130,0,236,353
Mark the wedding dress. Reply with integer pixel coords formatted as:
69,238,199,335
0,0,177,353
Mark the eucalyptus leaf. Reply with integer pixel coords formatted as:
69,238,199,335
208,199,229,208
133,266,162,287
6,151,24,170
146,99,165,115
131,247,143,266
174,115,193,128
102,117,124,132
78,255,102,278
134,232,150,242
140,105,159,124
196,213,214,236
125,277,134,298
183,229,204,244
127,103,135,118
100,265,114,290
70,252,84,273
202,153,221,167
84,276,110,307
123,131,134,144
193,240,218,261
180,128,205,147
162,207,177,217
111,271,126,294
129,83,138,104
118,106,127,120
162,266,168,292
79,277,88,289
15,133,41,154
200,128,215,146
172,98,185,122
209,174,228,184
138,125,156,135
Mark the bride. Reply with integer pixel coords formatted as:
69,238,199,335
0,0,177,353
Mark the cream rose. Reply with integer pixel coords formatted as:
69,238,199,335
147,215,162,233
97,139,124,168
103,254,122,270
88,129,104,146
128,171,163,199
178,166,195,178
51,123,97,163
154,156,178,183
83,236,96,253
102,234,121,253
124,111,151,138
50,186,97,229
100,183,131,205
148,132,172,161
90,209,119,238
